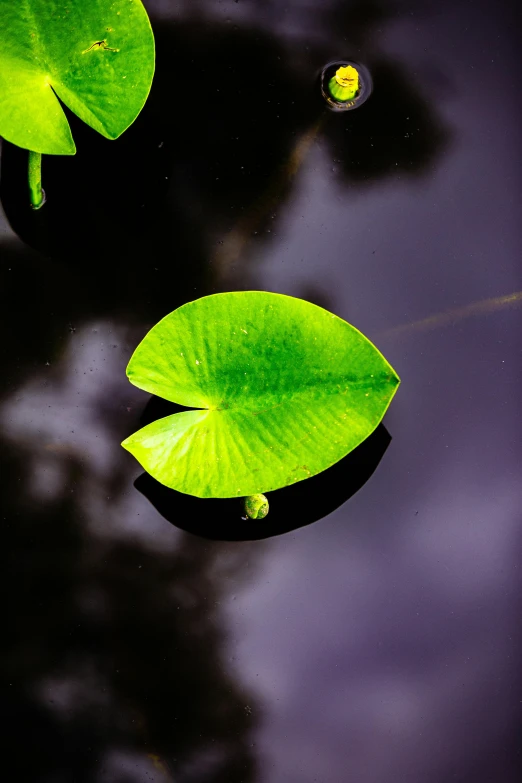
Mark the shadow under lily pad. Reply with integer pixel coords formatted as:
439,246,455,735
134,423,391,541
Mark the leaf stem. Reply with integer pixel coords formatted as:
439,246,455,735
28,151,46,210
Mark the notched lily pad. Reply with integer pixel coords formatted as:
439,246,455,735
0,0,155,154
122,292,400,498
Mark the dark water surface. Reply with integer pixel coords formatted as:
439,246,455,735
1,1,521,781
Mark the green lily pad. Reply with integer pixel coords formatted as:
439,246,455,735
123,292,400,498
0,0,155,154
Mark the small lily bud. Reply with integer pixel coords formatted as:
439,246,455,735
244,494,269,520
328,64,359,102
320,60,372,112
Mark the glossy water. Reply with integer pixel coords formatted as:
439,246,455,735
1,1,521,781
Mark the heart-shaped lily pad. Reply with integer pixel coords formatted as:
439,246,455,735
123,292,400,498
0,0,155,154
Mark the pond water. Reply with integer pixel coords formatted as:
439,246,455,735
1,1,521,781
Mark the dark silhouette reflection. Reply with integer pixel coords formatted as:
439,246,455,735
0,22,316,288
134,414,391,541
0,10,449,302
0,445,259,783
321,58,449,183
0,4,445,779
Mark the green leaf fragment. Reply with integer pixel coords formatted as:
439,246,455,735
0,0,155,154
122,292,400,498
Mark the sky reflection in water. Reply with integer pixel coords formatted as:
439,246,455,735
1,0,521,781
